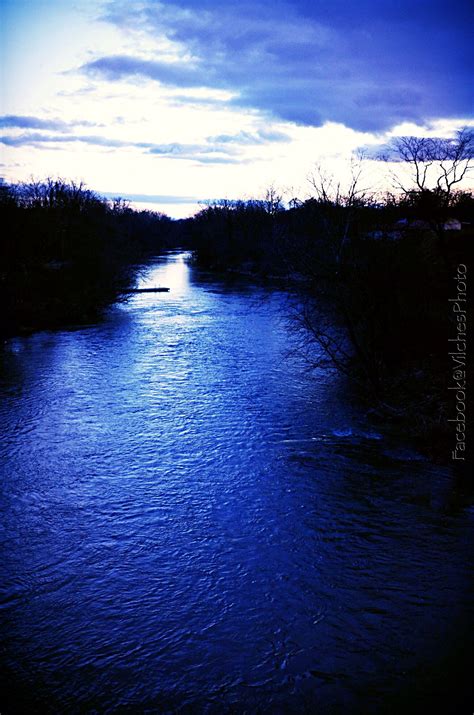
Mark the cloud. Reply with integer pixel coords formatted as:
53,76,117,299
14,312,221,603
0,130,245,165
82,55,207,88
208,129,290,145
84,0,473,132
0,115,69,131
0,132,127,148
186,155,244,165
0,115,102,131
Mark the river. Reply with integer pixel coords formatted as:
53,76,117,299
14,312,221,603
1,251,473,713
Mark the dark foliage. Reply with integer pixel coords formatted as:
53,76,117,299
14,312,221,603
0,179,173,336
186,199,282,274
188,187,472,458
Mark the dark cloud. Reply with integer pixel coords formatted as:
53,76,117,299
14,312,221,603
82,56,207,88
87,0,473,131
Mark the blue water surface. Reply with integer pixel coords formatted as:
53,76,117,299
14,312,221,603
1,252,473,713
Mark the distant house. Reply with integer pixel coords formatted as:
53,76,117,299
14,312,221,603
367,215,465,242
443,218,462,231
395,217,463,232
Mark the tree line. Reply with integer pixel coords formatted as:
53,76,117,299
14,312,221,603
0,179,175,336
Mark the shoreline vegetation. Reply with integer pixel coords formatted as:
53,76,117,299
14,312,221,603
1,135,472,466
187,190,471,467
0,179,176,337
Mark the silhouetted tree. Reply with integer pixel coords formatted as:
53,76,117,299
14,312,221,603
387,128,473,198
0,179,172,336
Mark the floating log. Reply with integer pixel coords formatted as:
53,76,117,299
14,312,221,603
127,287,170,293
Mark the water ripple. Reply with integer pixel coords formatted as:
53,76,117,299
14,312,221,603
1,252,473,713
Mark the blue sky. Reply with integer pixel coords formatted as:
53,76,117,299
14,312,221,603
1,0,472,216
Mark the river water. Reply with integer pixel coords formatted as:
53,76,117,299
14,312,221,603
1,251,473,713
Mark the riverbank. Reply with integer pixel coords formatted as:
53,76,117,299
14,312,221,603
189,200,472,469
190,260,457,467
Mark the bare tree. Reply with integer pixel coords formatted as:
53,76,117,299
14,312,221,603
385,127,473,201
262,184,284,215
284,153,387,393
307,152,370,264
308,152,369,205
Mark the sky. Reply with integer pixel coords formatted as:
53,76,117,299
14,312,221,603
0,0,472,217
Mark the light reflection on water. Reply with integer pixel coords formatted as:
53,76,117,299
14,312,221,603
0,251,473,713
137,251,192,294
